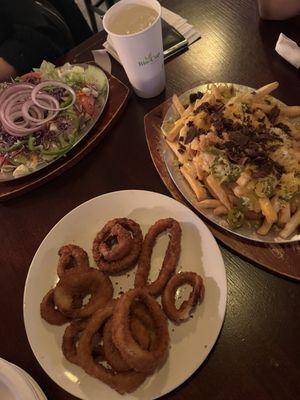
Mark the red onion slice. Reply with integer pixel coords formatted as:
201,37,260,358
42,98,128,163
31,81,76,111
9,112,29,127
0,80,76,137
0,83,34,103
22,94,59,124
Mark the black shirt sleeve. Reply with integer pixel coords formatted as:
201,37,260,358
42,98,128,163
0,0,85,75
0,25,66,75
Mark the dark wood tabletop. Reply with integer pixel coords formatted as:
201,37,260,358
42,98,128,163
1,0,300,399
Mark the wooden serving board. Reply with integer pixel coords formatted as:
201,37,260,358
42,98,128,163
0,74,130,201
144,99,300,281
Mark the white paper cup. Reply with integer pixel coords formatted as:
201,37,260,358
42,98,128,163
103,0,165,98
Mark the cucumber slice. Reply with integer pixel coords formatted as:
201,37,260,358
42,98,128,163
85,65,107,91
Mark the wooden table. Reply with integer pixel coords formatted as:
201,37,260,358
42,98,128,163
1,0,299,399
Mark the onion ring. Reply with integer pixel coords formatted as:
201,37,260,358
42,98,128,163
134,218,182,297
111,288,169,373
103,317,150,372
57,244,90,278
54,269,113,319
62,320,105,366
162,272,205,323
99,223,133,262
77,302,147,394
131,301,155,331
62,320,88,365
93,218,143,275
40,289,69,326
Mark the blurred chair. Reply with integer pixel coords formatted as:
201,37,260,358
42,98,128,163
84,0,115,32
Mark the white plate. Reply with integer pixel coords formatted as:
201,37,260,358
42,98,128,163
23,190,227,400
12,364,47,400
0,358,37,400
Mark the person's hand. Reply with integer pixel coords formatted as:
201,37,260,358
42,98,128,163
0,57,17,82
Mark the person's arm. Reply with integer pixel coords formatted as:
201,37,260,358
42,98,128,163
0,57,16,82
0,0,74,79
257,0,300,20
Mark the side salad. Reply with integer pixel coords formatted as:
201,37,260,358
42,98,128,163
0,61,108,179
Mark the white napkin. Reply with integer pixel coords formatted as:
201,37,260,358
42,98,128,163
100,7,201,64
91,49,112,74
275,33,300,68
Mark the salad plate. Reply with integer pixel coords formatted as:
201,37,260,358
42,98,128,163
0,61,109,182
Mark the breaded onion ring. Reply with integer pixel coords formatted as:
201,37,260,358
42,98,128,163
57,244,89,278
131,301,155,331
162,272,205,323
103,317,150,372
77,302,147,394
99,224,133,262
111,288,169,373
130,317,150,351
134,218,181,297
62,320,104,366
93,218,143,275
62,320,87,365
54,269,113,319
40,289,69,325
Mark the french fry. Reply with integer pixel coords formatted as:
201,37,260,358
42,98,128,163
226,94,243,107
172,94,185,116
279,209,300,239
193,157,206,180
190,137,199,151
228,194,240,206
290,127,300,140
164,122,183,141
258,197,277,225
291,194,300,213
211,84,222,99
257,219,272,236
180,166,208,201
236,171,251,187
280,105,300,118
179,125,188,142
257,196,280,235
198,199,222,208
255,81,279,97
233,185,247,198
166,140,186,164
213,205,228,216
206,175,231,209
278,203,291,227
253,102,273,113
230,82,279,107
194,92,212,109
182,104,194,118
193,113,208,130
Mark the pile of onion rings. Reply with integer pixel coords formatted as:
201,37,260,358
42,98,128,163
40,217,205,394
